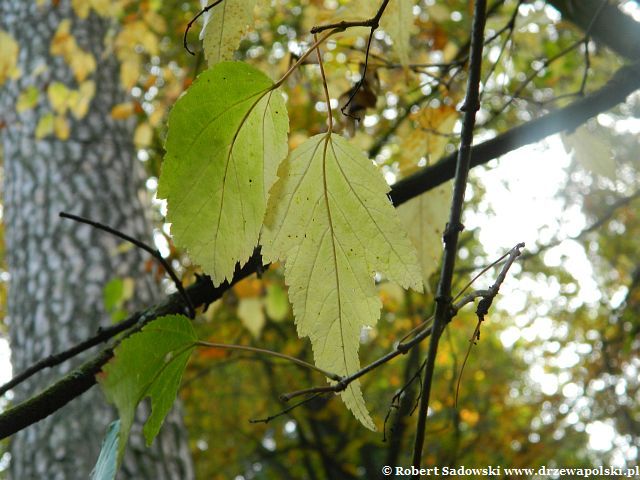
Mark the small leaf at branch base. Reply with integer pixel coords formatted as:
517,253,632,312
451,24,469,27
90,420,120,480
262,134,422,429
158,62,289,285
97,315,197,464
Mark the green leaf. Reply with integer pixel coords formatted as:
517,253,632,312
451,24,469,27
16,86,39,113
97,314,197,462
158,62,289,285
262,133,422,429
397,183,451,291
265,283,289,322
90,420,120,480
380,0,416,66
200,0,257,66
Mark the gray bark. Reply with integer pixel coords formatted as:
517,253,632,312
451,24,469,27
0,1,194,478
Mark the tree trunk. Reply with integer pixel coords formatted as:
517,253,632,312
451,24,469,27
0,2,194,478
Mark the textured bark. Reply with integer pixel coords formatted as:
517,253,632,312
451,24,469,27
0,2,193,478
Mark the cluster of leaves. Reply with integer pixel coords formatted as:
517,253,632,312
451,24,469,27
95,1,445,470
82,0,640,476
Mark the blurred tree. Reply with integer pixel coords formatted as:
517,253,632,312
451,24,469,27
0,1,193,478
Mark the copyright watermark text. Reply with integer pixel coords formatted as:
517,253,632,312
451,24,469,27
381,465,640,477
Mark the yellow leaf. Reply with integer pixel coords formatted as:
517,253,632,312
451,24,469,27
379,282,405,312
69,50,96,82
111,102,135,120
89,0,117,17
116,21,159,58
69,80,95,119
460,408,480,426
380,0,417,66
148,104,164,127
50,20,96,82
397,183,451,290
54,115,71,140
119,58,141,90
264,283,289,322
413,104,457,131
0,29,19,86
134,122,153,147
201,0,257,66
237,298,266,338
143,10,167,34
47,82,71,114
35,113,55,139
262,134,423,430
50,20,73,57
71,0,91,18
233,278,263,299
400,105,457,174
16,86,39,113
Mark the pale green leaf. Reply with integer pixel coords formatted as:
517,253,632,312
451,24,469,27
158,62,289,285
237,297,266,338
561,126,617,180
380,0,417,66
262,134,422,429
90,420,120,480
200,0,257,66
397,183,451,290
265,283,289,322
98,315,197,462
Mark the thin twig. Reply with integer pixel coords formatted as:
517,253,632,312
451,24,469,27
249,393,322,424
195,341,341,381
340,28,376,119
279,263,520,404
452,249,512,303
310,0,391,118
454,243,524,407
485,0,608,125
411,1,488,474
183,0,225,55
310,0,390,34
59,212,195,318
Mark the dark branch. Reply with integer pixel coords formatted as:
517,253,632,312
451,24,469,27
412,0,488,472
0,313,141,397
389,61,640,207
548,0,640,61
310,0,390,34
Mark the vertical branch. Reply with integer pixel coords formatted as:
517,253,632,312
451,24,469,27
410,0,488,474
